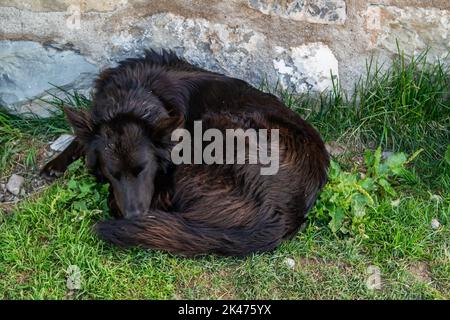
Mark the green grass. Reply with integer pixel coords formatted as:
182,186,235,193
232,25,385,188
0,51,449,299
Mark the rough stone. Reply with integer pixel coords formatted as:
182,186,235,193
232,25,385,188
273,43,339,92
6,174,24,196
0,1,448,119
129,13,339,93
284,257,296,270
430,194,443,202
430,218,440,230
0,0,130,12
247,0,346,24
0,40,97,115
50,134,75,152
381,151,394,159
365,5,450,60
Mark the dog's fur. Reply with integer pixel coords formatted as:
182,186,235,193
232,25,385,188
42,50,329,257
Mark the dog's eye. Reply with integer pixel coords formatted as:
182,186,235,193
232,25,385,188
110,171,121,180
132,165,144,177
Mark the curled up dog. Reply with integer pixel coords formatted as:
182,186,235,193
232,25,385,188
41,50,329,257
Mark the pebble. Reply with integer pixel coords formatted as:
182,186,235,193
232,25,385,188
430,194,443,202
381,151,394,159
391,199,401,207
6,174,25,196
431,218,440,230
284,258,296,270
45,150,54,158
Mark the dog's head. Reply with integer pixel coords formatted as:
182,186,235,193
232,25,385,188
64,106,180,219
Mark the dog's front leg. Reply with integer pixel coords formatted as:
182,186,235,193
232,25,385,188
40,139,84,179
108,185,123,219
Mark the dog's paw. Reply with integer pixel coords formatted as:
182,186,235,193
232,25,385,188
40,159,66,180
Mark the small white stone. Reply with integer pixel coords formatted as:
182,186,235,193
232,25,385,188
381,151,394,159
391,199,401,207
6,174,25,196
431,218,440,230
284,257,296,270
50,134,75,152
430,194,443,202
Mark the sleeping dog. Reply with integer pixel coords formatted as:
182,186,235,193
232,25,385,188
41,50,329,256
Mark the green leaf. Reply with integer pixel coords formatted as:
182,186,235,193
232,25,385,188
359,177,376,192
373,147,382,175
73,201,88,211
329,207,345,233
67,159,83,173
378,178,396,196
385,152,407,174
328,160,341,180
351,193,369,218
67,179,78,190
364,149,374,167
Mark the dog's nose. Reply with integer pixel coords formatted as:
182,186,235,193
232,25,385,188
124,207,141,219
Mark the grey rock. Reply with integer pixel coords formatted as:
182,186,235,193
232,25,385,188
131,13,338,94
0,40,97,116
11,99,59,118
366,5,450,61
247,0,346,24
6,174,25,196
284,257,296,270
431,218,440,230
50,134,75,152
45,150,55,158
0,1,449,99
381,151,394,159
430,194,443,202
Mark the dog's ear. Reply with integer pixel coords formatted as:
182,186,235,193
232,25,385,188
63,106,93,141
152,115,184,143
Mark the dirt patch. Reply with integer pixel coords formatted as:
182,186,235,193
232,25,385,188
295,257,325,282
175,268,237,299
325,141,347,157
408,261,432,283
0,141,54,211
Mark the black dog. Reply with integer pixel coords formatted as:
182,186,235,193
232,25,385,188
42,50,329,256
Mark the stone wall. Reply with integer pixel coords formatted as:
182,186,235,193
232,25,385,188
0,0,448,116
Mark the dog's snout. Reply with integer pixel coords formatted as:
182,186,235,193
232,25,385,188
124,205,141,219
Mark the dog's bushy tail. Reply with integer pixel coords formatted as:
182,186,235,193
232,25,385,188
95,210,282,257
